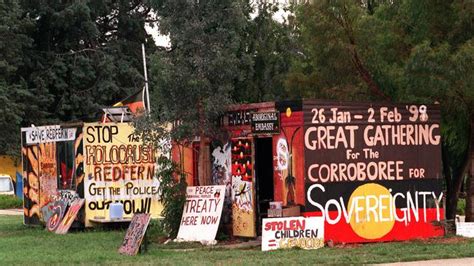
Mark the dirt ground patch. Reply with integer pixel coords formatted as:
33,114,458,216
422,236,468,244
324,235,469,249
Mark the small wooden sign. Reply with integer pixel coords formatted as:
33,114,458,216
119,213,151,256
251,111,280,134
55,199,84,234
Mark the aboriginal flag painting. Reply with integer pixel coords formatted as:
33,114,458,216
303,100,444,243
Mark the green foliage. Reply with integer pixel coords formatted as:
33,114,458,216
457,198,466,216
396,3,473,218
0,1,155,156
402,40,471,198
150,0,249,141
0,0,33,156
233,3,295,102
0,195,22,209
20,0,154,122
156,156,187,238
146,219,167,240
286,1,377,100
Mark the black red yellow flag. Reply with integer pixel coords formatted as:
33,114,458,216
113,88,147,115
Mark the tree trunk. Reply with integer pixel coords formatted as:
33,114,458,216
197,134,211,186
443,149,462,221
446,183,463,221
329,5,390,102
197,100,211,186
349,48,391,102
443,145,456,220
465,119,474,221
444,117,473,220
466,167,474,221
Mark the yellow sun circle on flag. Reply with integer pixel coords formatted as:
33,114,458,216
348,183,395,240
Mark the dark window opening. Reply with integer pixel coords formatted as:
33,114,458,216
57,141,75,190
255,137,274,235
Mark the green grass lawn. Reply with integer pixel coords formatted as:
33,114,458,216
0,195,22,209
1,215,474,265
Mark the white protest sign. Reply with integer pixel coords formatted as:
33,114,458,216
262,216,324,251
23,125,76,144
456,222,474,238
177,185,225,242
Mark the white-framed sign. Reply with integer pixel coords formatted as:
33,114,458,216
262,216,324,251
22,125,76,144
456,222,474,238
177,185,225,242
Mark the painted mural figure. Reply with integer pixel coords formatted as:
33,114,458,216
275,125,301,207
211,142,232,224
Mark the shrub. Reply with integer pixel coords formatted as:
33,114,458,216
457,198,466,216
0,195,22,209
156,156,187,238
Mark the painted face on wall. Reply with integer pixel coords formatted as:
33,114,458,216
276,138,289,171
211,143,232,185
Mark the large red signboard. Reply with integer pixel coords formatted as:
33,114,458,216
303,101,444,243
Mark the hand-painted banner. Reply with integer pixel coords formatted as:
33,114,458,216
83,122,162,226
262,217,324,251
303,101,444,243
177,185,225,242
306,179,443,212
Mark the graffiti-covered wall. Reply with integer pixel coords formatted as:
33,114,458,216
303,101,444,242
211,141,232,224
22,125,83,225
83,123,162,226
23,142,56,224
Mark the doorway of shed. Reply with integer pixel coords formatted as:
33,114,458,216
254,137,274,235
